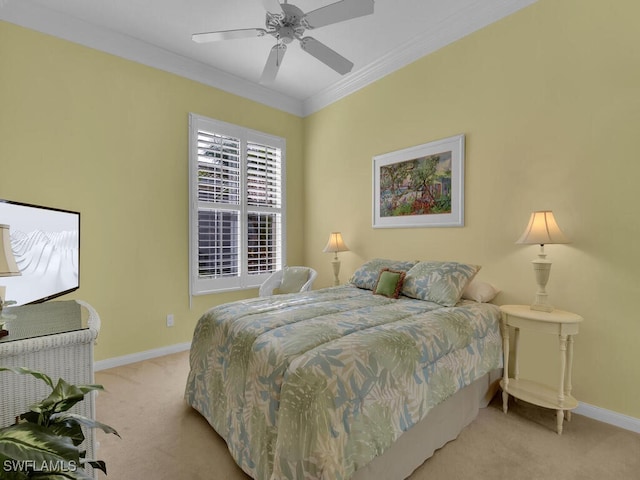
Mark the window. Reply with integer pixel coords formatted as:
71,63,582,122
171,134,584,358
189,114,286,294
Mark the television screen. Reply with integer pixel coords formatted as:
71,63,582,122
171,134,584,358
0,199,80,306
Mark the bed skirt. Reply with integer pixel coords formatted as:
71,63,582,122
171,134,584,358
352,368,502,480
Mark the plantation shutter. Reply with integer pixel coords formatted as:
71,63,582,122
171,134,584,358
247,142,282,275
189,114,286,294
196,130,241,280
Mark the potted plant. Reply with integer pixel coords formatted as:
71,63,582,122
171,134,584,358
0,366,119,479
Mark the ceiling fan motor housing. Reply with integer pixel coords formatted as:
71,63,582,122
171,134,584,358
266,3,307,43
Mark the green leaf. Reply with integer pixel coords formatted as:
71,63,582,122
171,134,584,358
82,459,107,474
51,413,120,438
0,423,79,465
31,380,103,420
46,423,85,448
0,367,54,390
0,368,116,479
0,425,97,479
0,452,29,479
38,379,85,415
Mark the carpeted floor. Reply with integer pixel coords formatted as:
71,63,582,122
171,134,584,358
95,351,640,479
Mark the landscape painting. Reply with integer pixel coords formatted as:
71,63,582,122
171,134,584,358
380,151,452,217
373,134,465,228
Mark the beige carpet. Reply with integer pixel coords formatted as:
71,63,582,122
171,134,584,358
95,351,640,479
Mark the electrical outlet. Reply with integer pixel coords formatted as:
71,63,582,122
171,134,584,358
166,314,174,327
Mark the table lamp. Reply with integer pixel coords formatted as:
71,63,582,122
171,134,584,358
516,211,569,312
323,232,349,286
0,224,21,329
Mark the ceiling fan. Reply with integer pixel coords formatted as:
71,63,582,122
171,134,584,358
192,0,375,84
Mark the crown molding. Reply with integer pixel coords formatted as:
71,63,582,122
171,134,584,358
0,1,304,117
1,0,537,118
302,0,538,116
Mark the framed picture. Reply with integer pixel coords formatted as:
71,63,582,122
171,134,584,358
373,134,465,228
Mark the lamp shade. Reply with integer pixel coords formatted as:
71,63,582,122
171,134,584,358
323,232,349,253
516,211,569,245
0,224,20,277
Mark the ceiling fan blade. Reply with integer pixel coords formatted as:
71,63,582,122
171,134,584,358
262,0,283,14
260,44,287,84
304,0,374,29
192,28,266,43
300,37,353,75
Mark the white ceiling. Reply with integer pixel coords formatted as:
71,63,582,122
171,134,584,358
0,0,537,116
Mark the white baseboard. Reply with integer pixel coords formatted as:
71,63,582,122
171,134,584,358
95,343,640,435
94,342,191,372
575,402,640,434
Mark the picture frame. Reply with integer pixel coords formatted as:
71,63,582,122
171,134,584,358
372,134,465,228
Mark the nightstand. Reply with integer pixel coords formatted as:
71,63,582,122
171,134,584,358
499,304,583,434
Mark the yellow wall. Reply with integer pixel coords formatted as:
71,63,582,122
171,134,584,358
0,21,305,360
304,0,640,418
2,0,639,420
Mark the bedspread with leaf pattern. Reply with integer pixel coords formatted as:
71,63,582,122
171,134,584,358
185,286,502,480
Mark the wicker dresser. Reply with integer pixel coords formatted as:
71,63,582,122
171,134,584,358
0,300,100,476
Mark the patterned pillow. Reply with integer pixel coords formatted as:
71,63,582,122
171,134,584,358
349,258,418,291
401,261,481,307
373,268,406,299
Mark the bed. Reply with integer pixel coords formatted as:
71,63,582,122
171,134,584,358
185,259,503,480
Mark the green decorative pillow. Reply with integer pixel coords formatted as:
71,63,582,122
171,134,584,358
401,261,481,307
349,258,417,291
373,268,406,299
278,267,310,294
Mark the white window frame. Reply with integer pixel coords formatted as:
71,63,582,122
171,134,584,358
189,113,286,295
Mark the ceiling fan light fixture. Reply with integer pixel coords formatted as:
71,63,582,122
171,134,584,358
277,26,296,44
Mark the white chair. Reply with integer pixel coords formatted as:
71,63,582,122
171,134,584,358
259,266,318,297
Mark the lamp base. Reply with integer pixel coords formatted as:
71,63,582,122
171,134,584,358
530,301,554,313
331,257,341,287
530,250,554,313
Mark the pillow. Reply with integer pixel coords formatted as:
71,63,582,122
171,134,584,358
462,280,501,303
278,266,310,294
373,268,406,299
349,258,418,291
401,261,481,307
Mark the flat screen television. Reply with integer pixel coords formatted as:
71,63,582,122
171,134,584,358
0,199,80,306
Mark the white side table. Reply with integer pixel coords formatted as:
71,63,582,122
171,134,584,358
499,304,583,434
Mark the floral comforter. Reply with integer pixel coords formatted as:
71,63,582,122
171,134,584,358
184,286,502,480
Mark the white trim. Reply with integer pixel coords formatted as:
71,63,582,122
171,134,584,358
188,114,286,296
302,0,538,115
94,342,191,372
1,0,537,118
0,2,303,117
575,401,640,434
